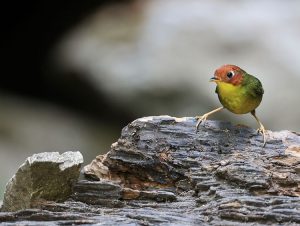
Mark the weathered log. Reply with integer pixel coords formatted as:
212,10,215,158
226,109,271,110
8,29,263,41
1,116,300,225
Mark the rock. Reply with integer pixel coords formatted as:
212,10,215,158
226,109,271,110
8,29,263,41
72,180,123,207
81,116,300,224
122,187,176,202
139,190,177,202
1,116,300,225
1,151,83,212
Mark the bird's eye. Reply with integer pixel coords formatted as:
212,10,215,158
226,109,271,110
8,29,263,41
227,71,234,79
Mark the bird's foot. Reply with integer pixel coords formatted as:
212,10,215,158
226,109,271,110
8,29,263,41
256,124,267,147
195,114,209,131
195,107,224,132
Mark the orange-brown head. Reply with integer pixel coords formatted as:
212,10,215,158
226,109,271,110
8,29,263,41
210,64,246,86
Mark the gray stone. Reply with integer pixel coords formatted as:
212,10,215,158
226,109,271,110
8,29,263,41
139,190,177,202
1,151,83,212
1,117,300,225
72,180,123,207
81,116,300,225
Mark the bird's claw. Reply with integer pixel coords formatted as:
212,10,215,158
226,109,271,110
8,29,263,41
256,125,267,147
195,107,224,132
195,114,208,131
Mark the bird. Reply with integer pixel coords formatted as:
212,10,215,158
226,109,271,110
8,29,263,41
196,64,267,146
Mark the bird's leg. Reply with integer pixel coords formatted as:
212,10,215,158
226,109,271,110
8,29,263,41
251,110,267,147
195,107,224,131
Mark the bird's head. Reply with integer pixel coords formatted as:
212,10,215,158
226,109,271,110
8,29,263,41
211,65,245,86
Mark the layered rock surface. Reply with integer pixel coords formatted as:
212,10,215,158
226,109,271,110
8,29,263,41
1,116,300,225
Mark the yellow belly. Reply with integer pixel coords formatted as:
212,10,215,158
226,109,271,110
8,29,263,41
216,82,261,114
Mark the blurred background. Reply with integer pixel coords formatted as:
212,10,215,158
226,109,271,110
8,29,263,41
1,0,300,200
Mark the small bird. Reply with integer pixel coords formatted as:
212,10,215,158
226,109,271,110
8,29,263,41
196,64,267,146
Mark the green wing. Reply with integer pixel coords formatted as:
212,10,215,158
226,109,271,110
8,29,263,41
244,74,264,98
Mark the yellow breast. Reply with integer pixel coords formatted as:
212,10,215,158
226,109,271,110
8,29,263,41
216,82,261,114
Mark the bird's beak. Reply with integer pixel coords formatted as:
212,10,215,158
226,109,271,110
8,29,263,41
210,77,219,82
